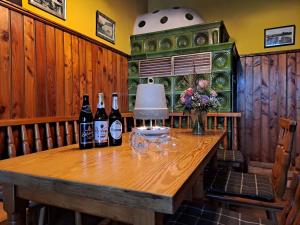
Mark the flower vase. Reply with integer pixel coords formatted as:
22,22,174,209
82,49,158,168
191,111,207,135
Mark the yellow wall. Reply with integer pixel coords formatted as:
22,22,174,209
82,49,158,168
148,0,300,55
22,0,148,54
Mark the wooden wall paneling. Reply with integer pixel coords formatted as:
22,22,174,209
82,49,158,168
278,54,287,117
237,58,246,156
97,46,103,104
0,2,129,120
102,48,109,110
46,25,56,116
55,28,64,116
287,53,297,158
0,6,11,119
92,44,99,114
24,16,36,118
252,56,262,161
269,54,279,162
91,45,99,114
10,10,24,119
239,51,300,163
35,21,47,117
116,54,122,110
71,35,80,115
287,53,297,119
79,38,86,105
244,57,253,160
107,50,113,111
85,42,93,110
112,53,118,93
63,32,73,116
122,57,128,112
261,55,270,162
296,53,300,155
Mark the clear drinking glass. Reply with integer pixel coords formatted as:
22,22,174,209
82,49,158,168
130,131,179,154
129,131,148,154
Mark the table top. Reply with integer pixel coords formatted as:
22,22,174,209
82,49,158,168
0,129,225,213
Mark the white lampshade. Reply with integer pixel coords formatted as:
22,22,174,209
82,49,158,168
134,83,169,120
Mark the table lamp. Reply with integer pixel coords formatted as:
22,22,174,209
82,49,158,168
133,78,169,135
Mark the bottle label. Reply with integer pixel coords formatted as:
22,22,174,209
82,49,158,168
81,105,92,113
80,122,94,144
94,121,108,143
110,120,122,140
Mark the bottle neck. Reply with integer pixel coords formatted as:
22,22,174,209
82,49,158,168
83,96,89,106
97,95,105,109
112,96,118,110
81,95,91,113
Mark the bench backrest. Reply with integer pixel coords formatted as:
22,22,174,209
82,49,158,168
122,112,242,151
0,113,242,158
272,117,297,199
0,117,79,159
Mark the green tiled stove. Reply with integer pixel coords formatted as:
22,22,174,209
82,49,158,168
128,20,239,112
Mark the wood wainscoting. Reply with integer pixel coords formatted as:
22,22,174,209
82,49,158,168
238,50,300,163
0,1,128,120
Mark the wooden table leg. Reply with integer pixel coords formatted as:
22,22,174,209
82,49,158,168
3,184,28,225
192,151,218,201
133,209,162,225
192,171,204,200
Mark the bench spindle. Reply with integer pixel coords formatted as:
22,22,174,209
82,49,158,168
171,116,174,128
74,121,79,144
123,117,128,132
21,125,30,155
7,126,16,158
214,116,217,130
34,124,42,152
65,121,72,146
224,117,228,150
187,116,190,128
46,123,54,149
179,117,182,128
233,117,238,151
56,122,63,147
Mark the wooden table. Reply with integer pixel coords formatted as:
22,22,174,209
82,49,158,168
0,129,225,225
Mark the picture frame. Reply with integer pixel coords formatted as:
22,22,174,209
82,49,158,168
264,25,295,48
96,11,115,44
29,0,66,20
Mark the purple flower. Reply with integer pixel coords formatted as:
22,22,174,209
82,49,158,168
210,90,217,97
201,95,209,104
198,80,209,89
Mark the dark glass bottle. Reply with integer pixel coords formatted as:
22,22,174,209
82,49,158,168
79,95,94,149
108,93,122,146
94,93,108,147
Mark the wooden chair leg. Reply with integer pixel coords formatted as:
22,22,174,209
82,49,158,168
97,218,112,225
266,210,277,223
75,212,82,225
38,206,46,225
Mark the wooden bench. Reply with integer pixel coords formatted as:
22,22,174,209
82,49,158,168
0,116,80,225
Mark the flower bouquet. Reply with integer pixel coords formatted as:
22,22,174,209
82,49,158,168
180,76,220,134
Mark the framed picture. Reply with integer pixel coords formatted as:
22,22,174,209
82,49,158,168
29,0,66,20
264,25,295,48
96,11,115,44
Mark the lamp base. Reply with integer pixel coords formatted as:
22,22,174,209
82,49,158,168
132,126,170,136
